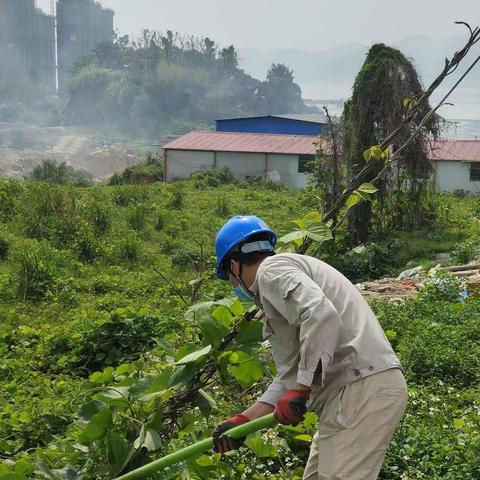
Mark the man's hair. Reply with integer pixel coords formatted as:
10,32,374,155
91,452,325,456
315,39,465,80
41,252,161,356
222,232,275,274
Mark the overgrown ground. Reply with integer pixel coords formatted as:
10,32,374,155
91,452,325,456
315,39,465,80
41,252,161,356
0,177,479,479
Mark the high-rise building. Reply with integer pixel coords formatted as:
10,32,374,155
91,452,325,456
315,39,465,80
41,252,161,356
57,0,114,93
0,0,56,92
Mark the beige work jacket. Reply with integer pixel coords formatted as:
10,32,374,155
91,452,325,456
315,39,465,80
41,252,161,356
251,253,401,411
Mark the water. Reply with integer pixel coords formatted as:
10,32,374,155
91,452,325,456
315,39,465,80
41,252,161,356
302,83,480,140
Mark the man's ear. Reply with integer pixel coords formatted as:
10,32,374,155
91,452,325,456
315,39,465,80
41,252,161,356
230,259,240,277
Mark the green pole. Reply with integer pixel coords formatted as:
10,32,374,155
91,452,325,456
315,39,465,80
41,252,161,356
115,413,277,480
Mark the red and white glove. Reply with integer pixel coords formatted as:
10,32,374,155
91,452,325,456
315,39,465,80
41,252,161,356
212,413,249,453
274,389,310,425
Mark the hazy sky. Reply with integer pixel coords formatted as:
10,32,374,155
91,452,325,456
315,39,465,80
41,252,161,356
37,0,480,51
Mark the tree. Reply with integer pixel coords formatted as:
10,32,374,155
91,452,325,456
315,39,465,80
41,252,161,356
343,44,439,243
264,63,303,114
217,45,238,75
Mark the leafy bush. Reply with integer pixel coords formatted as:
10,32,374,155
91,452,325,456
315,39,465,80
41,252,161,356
87,199,111,235
113,185,150,207
15,241,67,301
75,227,99,264
214,195,231,217
0,178,23,222
155,211,166,231
192,167,236,189
451,188,475,199
0,237,9,261
451,238,478,264
21,182,80,246
168,183,184,209
417,271,462,303
325,243,393,283
30,159,93,186
116,234,142,262
127,204,149,231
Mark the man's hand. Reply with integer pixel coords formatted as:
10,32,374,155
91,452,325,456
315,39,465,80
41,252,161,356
274,389,310,425
212,414,249,453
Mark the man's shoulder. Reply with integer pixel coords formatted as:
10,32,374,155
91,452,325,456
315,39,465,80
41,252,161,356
257,253,318,278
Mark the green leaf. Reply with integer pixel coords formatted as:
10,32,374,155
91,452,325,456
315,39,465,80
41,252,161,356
403,98,411,108
236,319,263,345
294,434,312,442
211,305,235,327
278,230,307,244
107,431,135,475
134,367,173,401
144,429,162,452
230,352,263,388
79,408,112,444
346,193,361,210
453,418,465,428
304,223,333,243
96,387,131,409
78,400,105,428
176,345,212,365
363,148,372,162
385,330,397,341
169,365,197,388
303,211,322,222
193,388,217,417
357,183,378,194
245,435,278,458
196,307,230,348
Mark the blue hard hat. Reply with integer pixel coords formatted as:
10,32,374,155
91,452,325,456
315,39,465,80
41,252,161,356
215,215,276,280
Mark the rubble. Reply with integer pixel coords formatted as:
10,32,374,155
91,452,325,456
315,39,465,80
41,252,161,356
357,261,480,300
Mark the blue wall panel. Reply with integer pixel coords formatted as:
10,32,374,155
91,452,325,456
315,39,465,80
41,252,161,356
216,116,325,136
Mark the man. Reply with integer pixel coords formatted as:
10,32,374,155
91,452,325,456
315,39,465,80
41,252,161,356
212,215,407,480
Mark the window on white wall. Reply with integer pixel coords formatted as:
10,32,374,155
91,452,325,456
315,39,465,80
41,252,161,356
298,155,314,173
469,163,480,181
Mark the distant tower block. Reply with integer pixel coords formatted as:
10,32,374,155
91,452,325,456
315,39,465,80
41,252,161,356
56,0,114,94
0,0,56,92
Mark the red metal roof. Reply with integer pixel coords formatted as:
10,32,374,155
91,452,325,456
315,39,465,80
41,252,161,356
163,131,318,155
429,140,480,162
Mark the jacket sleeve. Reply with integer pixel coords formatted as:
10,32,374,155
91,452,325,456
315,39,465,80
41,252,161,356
259,267,342,388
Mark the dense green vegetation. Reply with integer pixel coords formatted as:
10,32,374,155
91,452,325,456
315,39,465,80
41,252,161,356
1,31,311,136
0,175,479,479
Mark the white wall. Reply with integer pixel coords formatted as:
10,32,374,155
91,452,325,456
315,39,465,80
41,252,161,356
216,152,266,178
434,161,480,194
268,154,307,188
166,150,214,182
165,149,308,188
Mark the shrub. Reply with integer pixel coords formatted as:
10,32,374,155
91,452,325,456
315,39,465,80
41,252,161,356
451,188,475,199
451,238,478,264
168,183,184,209
116,234,142,262
108,172,124,185
0,179,23,222
155,212,166,231
113,185,150,207
87,199,111,236
214,195,231,217
15,241,66,301
75,227,99,264
417,271,462,303
21,183,80,247
192,167,235,189
30,160,93,186
127,204,149,231
325,243,393,284
0,237,9,261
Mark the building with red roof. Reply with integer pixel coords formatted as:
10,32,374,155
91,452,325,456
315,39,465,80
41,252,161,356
163,131,480,192
430,140,480,193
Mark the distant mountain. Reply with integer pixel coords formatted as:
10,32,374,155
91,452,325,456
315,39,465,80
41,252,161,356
239,34,480,98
